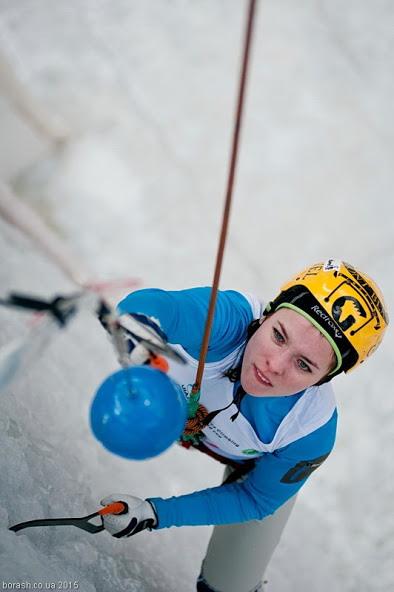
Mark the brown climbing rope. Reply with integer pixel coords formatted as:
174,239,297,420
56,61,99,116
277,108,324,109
183,405,209,436
183,0,258,436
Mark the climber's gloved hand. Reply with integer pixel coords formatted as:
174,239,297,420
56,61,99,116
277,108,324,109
97,303,168,368
100,494,158,538
121,312,168,366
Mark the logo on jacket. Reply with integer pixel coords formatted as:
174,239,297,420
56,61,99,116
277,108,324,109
280,453,330,484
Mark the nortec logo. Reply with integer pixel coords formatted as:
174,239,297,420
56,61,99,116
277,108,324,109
311,305,343,338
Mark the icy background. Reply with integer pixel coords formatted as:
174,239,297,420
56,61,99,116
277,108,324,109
0,1,393,590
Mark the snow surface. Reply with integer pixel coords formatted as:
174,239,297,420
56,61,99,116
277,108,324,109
0,1,393,590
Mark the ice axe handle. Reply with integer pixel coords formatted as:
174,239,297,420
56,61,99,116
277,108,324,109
99,502,126,516
9,502,126,534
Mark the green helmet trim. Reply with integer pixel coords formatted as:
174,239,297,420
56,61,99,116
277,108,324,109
273,302,342,375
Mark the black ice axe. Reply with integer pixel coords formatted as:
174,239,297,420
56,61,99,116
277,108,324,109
9,502,125,534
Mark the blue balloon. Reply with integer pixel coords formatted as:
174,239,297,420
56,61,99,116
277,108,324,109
90,366,187,460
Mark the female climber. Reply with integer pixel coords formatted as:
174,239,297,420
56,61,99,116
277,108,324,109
97,259,388,592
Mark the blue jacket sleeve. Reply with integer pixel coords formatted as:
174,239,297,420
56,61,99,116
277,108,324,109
150,410,337,528
118,287,254,361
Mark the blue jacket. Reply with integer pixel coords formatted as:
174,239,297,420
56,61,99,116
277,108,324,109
118,287,337,529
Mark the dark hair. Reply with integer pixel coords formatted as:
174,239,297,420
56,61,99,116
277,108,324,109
223,318,261,383
314,348,338,385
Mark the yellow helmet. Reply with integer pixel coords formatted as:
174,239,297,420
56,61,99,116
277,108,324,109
265,259,388,377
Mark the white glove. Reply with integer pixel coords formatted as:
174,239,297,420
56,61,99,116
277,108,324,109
98,306,166,367
100,494,158,538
